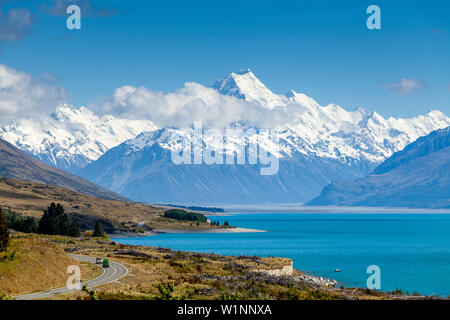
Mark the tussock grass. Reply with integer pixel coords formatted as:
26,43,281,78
0,234,101,296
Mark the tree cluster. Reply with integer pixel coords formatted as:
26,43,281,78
38,203,80,237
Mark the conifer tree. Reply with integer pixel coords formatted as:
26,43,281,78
93,220,105,237
0,208,10,252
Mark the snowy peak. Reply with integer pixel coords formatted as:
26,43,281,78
212,69,286,108
0,104,157,171
284,89,320,109
0,69,449,178
212,70,322,110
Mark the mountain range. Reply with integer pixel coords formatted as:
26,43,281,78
0,105,156,172
308,126,450,208
0,70,449,204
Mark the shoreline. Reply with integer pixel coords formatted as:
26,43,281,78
207,205,450,215
110,226,265,238
155,227,265,234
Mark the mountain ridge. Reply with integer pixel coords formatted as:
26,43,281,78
0,70,448,173
0,137,125,201
0,70,449,204
308,126,450,208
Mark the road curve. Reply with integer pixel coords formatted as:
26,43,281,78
15,254,128,300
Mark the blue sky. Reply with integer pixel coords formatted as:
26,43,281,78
0,0,449,118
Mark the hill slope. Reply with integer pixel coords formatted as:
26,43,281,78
0,138,123,200
308,127,450,208
0,177,163,231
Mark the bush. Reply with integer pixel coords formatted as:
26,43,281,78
84,230,93,237
82,284,99,300
0,250,15,262
392,288,404,295
157,283,175,300
5,212,38,234
164,209,207,223
0,293,14,300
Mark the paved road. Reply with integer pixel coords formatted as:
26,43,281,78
15,254,128,300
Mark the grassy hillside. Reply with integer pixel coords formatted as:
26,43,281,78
1,233,431,300
0,235,100,296
0,138,123,201
0,177,216,233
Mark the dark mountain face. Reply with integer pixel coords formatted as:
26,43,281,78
0,138,124,201
79,134,375,205
308,127,450,209
374,126,450,175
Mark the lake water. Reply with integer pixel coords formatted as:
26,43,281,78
113,213,450,296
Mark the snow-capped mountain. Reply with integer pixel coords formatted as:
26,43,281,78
79,127,373,204
212,69,288,108
212,70,449,164
212,69,319,110
76,70,450,204
1,69,449,204
0,105,157,172
309,126,450,208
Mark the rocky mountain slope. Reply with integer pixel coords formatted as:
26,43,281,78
308,127,450,208
0,138,124,200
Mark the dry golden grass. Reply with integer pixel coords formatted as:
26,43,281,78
0,177,221,232
0,233,432,300
0,234,101,296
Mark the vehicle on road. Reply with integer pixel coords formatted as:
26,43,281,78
103,258,110,268
96,257,103,264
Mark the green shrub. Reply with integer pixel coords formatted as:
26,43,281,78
82,284,99,300
156,282,175,300
164,209,207,223
5,212,38,234
0,293,14,300
221,292,242,300
392,288,404,295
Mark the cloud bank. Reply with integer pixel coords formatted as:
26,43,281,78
383,78,426,95
95,82,293,129
0,64,67,121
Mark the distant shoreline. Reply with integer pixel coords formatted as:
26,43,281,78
207,204,450,215
155,227,265,234
110,226,265,238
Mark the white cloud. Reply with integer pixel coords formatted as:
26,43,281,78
0,64,67,121
0,7,34,42
95,82,293,128
382,78,426,95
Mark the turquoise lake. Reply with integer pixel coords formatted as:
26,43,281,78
113,213,450,296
